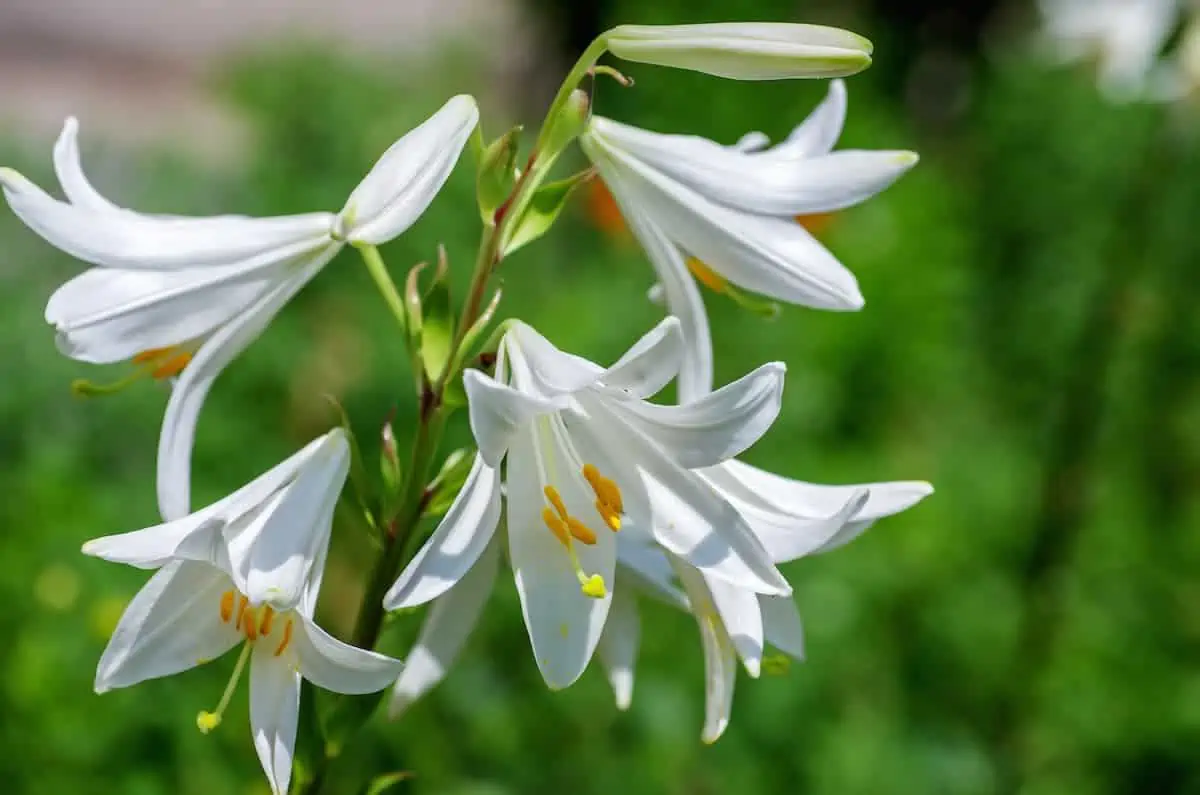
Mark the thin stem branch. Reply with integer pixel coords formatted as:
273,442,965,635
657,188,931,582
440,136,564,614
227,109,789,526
356,243,409,336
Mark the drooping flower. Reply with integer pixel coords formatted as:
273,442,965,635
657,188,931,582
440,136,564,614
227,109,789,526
84,429,404,795
604,22,874,80
383,317,793,689
580,79,917,397
0,94,479,520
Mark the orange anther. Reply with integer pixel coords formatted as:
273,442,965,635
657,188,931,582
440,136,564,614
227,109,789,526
151,352,193,379
235,596,249,628
685,257,728,292
567,517,598,545
219,590,235,623
542,507,571,548
543,486,569,521
273,620,294,657
242,608,259,642
259,606,275,636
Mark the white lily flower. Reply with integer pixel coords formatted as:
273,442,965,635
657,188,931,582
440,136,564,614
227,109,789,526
0,94,479,520
388,530,687,718
384,317,792,689
84,428,403,795
1038,0,1181,100
580,80,917,396
605,22,873,80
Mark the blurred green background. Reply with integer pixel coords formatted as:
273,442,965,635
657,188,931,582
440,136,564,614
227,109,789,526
1,0,1198,793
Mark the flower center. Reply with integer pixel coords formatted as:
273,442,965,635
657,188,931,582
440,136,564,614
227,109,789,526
71,345,195,398
196,589,296,734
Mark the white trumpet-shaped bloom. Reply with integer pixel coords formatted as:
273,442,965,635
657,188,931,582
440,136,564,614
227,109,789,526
0,94,479,521
1038,0,1181,100
605,22,874,80
84,429,403,795
581,80,917,397
384,317,793,689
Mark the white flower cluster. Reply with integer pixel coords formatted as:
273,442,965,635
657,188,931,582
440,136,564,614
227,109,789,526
0,21,932,793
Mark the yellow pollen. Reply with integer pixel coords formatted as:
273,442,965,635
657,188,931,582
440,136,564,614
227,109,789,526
542,507,572,548
150,352,193,379
566,517,598,545
242,607,259,642
258,606,275,636
218,590,235,624
274,620,294,657
543,485,569,521
582,464,623,532
685,257,728,292
235,596,249,629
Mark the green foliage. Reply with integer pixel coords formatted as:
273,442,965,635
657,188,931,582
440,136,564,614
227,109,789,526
1,5,1199,795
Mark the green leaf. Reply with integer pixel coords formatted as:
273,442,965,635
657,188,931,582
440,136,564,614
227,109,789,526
476,125,522,222
445,286,503,381
503,169,594,255
379,416,402,518
426,448,476,517
539,88,590,165
403,260,427,366
365,771,415,795
419,246,455,385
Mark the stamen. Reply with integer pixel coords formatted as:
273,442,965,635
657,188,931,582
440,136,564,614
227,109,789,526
595,501,621,532
685,257,728,292
582,464,623,532
242,606,259,642
542,508,572,548
258,606,275,636
273,620,295,657
566,517,598,545
197,641,252,735
218,590,235,624
235,596,249,629
543,485,569,522
150,352,193,379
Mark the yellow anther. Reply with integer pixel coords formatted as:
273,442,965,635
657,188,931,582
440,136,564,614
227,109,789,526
258,605,275,636
235,596,249,628
685,257,728,292
580,575,607,599
596,501,622,532
242,607,259,642
150,352,193,379
566,517,598,545
543,485,569,521
218,590,235,624
542,507,572,548
196,711,222,733
273,619,294,657
132,347,174,364
582,464,623,531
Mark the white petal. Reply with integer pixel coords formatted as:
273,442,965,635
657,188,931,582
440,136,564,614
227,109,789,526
0,167,334,271
240,431,349,609
290,615,404,695
383,454,501,609
249,654,301,795
583,131,863,310
389,536,499,717
94,561,241,692
504,322,605,398
597,585,640,710
605,22,873,80
733,131,771,153
616,534,689,610
609,186,713,400
463,369,561,468
611,362,785,468
770,78,847,159
704,572,764,677
597,316,683,399
670,556,737,744
53,117,119,212
589,115,916,219
341,95,479,244
507,418,616,689
46,262,283,364
760,594,805,659
157,244,340,520
577,394,789,596
82,517,224,569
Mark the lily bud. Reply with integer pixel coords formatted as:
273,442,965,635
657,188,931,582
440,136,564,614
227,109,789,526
604,22,873,80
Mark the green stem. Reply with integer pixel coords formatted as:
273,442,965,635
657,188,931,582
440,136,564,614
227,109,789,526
533,34,609,154
356,244,409,337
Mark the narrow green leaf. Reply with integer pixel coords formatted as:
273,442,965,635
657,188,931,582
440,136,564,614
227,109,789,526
446,286,503,382
366,771,415,795
379,417,402,518
323,395,378,535
503,169,594,255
